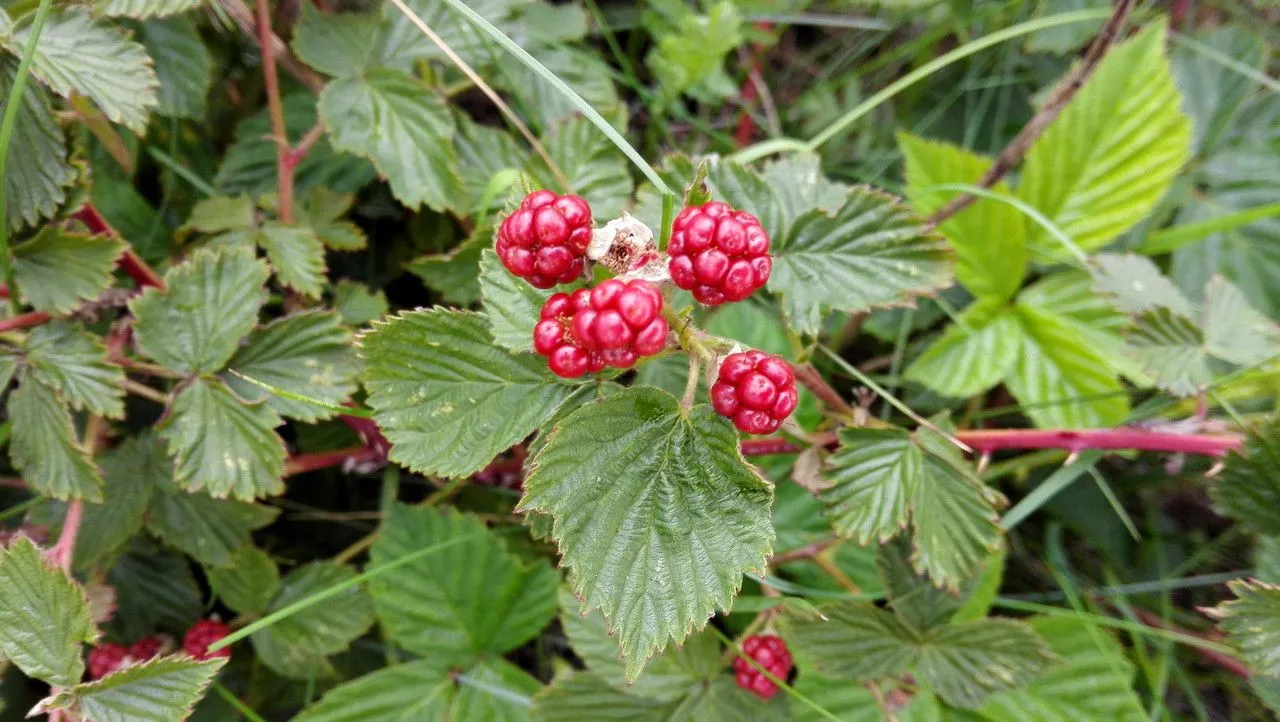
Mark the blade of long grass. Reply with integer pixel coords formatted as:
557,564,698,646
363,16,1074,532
1000,451,1102,530
147,147,218,197
1087,466,1141,541
0,0,58,315
435,0,673,197
993,598,1237,654
803,8,1114,151
209,533,483,651
1007,570,1246,602
225,369,374,419
916,182,1089,264
1138,201,1280,255
1170,32,1280,93
454,672,533,708
212,683,269,722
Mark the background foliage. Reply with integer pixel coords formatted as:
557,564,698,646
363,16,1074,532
1,0,1280,719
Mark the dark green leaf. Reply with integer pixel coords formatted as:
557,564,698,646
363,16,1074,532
8,378,104,501
205,546,279,616
145,489,277,567
360,309,578,478
23,322,124,418
479,248,554,353
1212,416,1280,536
257,223,326,298
73,435,164,570
520,387,774,680
38,655,224,722
225,310,359,422
136,16,213,119
0,62,73,230
107,547,202,638
1210,579,1280,677
12,228,125,314
251,562,375,679
0,536,96,686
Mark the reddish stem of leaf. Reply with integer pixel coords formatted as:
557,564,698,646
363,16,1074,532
1129,607,1250,679
283,446,382,477
0,311,51,333
72,205,166,290
339,410,391,460
741,428,1242,458
733,22,773,147
254,0,294,224
47,500,83,572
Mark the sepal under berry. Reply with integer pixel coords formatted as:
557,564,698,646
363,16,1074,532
496,190,593,289
667,201,771,306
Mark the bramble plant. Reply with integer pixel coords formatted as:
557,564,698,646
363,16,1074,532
1,0,1280,720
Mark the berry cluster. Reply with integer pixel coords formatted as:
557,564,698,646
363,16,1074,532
495,190,593,289
711,351,798,434
183,618,232,661
86,635,166,679
733,634,793,700
534,279,669,378
667,201,771,306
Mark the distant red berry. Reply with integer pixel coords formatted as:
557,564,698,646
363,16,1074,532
667,201,771,306
733,634,793,700
87,643,127,679
183,619,231,660
496,190,593,289
711,351,798,434
534,279,669,378
128,636,164,662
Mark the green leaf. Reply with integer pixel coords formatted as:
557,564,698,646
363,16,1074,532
479,248,554,353
8,379,104,501
454,114,526,216
145,488,277,567
181,195,255,235
319,69,463,211
0,62,73,230
360,309,578,478
38,655,224,722
130,247,270,374
6,10,159,133
332,279,387,325
250,562,375,679
217,92,376,197
290,2,380,78
159,376,286,500
24,322,125,418
373,0,524,71
257,223,327,298
782,601,1054,708
500,45,622,136
1211,579,1280,678
295,657,537,722
136,17,213,119
904,301,1024,399
300,187,366,250
225,310,359,422
1091,253,1195,316
820,427,1003,590
519,386,774,681
1202,275,1280,366
404,231,487,305
1211,416,1280,536
705,301,792,359
12,228,126,314
770,186,952,335
878,538,971,633
531,672,668,721
645,1,742,102
558,587,721,702
898,132,1027,302
0,536,96,686
205,545,279,616
369,505,557,664
74,436,162,570
1017,21,1192,259
98,0,201,19
1006,272,1132,428
973,616,1143,722
531,115,634,220
1124,308,1211,397
107,547,201,638
1173,27,1266,155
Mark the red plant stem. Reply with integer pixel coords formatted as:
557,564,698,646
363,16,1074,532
284,122,325,171
47,500,83,572
254,0,294,224
283,446,382,477
339,412,391,459
1129,607,1250,679
0,311,51,332
733,21,773,147
740,428,1242,458
72,205,165,289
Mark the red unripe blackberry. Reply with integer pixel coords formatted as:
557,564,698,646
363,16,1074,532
667,201,771,306
496,190,593,289
183,619,232,660
534,279,669,378
128,636,164,662
733,634,793,700
711,351,798,434
87,642,127,679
